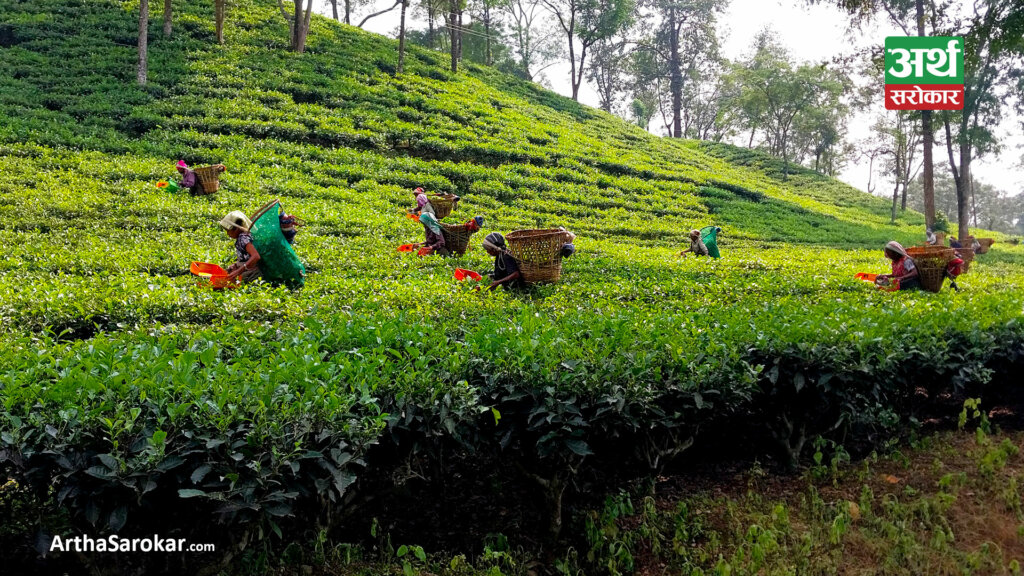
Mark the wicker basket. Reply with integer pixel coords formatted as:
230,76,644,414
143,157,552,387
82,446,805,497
956,247,975,273
429,194,458,220
440,222,478,256
194,164,226,194
506,229,573,284
975,238,995,254
934,232,946,245
906,245,955,293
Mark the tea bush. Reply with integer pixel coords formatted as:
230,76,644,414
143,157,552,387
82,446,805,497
1,0,1023,570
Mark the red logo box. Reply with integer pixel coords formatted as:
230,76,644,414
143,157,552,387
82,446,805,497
885,84,964,110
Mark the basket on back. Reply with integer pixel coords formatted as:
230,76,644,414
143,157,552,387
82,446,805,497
956,247,975,272
906,245,955,293
194,164,226,194
429,194,458,220
440,222,478,256
975,238,995,254
506,229,574,284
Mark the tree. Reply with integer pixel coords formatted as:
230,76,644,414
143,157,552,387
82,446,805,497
905,174,1022,234
398,0,409,73
634,0,726,137
215,0,226,44
163,0,172,37
497,0,562,81
586,33,631,113
278,0,315,52
471,0,500,65
809,0,940,231
678,60,729,141
447,0,463,72
137,0,148,85
630,96,656,128
357,0,404,29
871,111,922,222
541,0,633,100
934,1,1024,242
723,32,849,178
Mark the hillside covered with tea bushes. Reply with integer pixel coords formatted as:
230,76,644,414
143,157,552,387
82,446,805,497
2,0,1024,572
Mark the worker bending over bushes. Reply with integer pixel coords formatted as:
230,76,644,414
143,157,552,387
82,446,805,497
878,241,919,291
414,213,451,257
481,232,523,290
221,210,262,283
411,187,435,216
679,229,709,257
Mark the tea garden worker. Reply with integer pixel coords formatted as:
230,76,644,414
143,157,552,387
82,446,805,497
480,232,523,291
415,212,451,257
679,229,709,257
926,228,937,245
411,187,435,217
175,160,203,195
878,241,920,291
220,211,262,282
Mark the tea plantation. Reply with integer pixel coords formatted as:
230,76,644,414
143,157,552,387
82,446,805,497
1,0,1023,571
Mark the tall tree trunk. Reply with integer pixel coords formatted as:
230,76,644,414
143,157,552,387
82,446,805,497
299,0,313,51
942,117,971,243
916,0,935,229
483,8,491,66
456,9,463,62
567,27,578,100
293,0,302,49
345,0,351,24
957,148,971,242
137,0,149,85
215,0,225,44
669,10,683,138
331,0,339,20
163,0,172,37
891,180,900,224
449,0,458,72
901,181,908,210
289,0,313,52
397,0,408,74
970,174,978,227
428,8,435,49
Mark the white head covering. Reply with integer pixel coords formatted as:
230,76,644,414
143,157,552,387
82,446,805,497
219,210,252,231
885,241,909,259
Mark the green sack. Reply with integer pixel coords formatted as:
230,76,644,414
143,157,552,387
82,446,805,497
250,199,305,288
700,226,722,259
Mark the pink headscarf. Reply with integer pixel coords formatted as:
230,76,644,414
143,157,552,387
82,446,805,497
885,241,909,259
177,160,189,170
416,193,430,209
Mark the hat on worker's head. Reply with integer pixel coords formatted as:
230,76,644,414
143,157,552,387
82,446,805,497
219,210,252,232
689,229,701,239
413,187,425,194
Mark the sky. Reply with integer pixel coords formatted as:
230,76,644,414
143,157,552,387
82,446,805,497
331,0,1024,198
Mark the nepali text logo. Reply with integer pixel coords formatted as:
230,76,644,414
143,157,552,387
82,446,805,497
884,37,964,111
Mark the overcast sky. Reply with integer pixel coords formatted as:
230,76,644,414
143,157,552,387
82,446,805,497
336,0,1024,197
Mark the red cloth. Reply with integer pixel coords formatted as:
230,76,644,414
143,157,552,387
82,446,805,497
891,256,914,277
947,258,964,277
